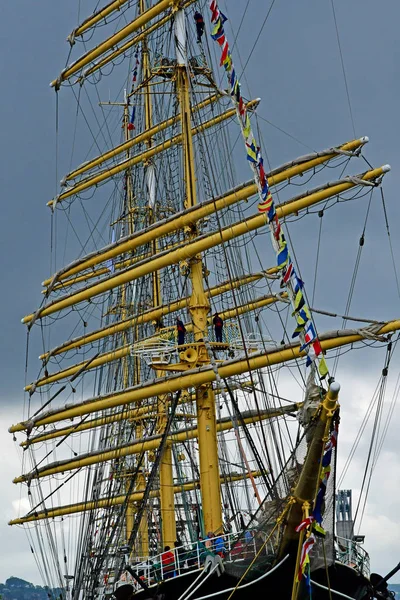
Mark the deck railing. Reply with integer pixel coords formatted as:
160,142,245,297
335,536,370,577
111,530,267,590
104,531,370,595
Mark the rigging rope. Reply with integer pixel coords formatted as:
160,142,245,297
120,391,182,571
311,210,323,306
380,187,400,301
332,188,374,375
329,0,356,138
355,339,397,531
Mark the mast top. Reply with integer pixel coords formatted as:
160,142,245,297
329,381,340,394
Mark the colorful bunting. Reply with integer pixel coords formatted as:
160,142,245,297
293,275,304,293
282,262,294,284
208,1,329,380
293,394,338,582
313,522,326,537
291,421,338,581
304,559,312,596
294,288,306,311
127,106,136,131
312,421,339,525
277,242,289,269
293,307,311,333
300,322,317,350
295,515,315,533
127,46,140,131
298,535,316,581
305,340,322,366
132,48,140,83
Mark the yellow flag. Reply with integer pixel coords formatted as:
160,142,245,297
243,114,251,138
294,289,305,310
318,356,329,378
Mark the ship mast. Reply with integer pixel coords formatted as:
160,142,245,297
122,90,151,557
97,81,151,558
139,0,178,548
174,7,222,535
10,5,399,592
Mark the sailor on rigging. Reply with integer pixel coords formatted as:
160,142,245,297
213,312,224,343
176,317,186,346
194,12,205,43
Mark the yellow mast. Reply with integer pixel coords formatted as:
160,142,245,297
122,94,150,557
9,0,397,589
97,97,149,556
158,410,177,547
174,8,221,535
140,1,177,547
123,100,136,549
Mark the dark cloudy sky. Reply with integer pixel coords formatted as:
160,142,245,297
0,0,399,586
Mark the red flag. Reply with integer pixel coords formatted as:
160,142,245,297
312,339,322,357
297,535,315,581
210,1,219,22
282,262,293,284
295,515,315,532
220,41,229,66
274,221,281,241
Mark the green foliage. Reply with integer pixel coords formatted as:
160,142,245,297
0,579,63,600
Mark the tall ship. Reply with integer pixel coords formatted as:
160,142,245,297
9,2,400,600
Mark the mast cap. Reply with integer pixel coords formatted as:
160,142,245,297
329,381,340,394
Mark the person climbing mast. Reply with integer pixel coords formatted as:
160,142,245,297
213,312,224,343
176,317,186,346
194,11,205,43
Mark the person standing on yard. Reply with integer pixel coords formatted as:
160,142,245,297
176,317,186,345
213,313,224,343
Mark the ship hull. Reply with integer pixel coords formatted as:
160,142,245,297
126,557,370,600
